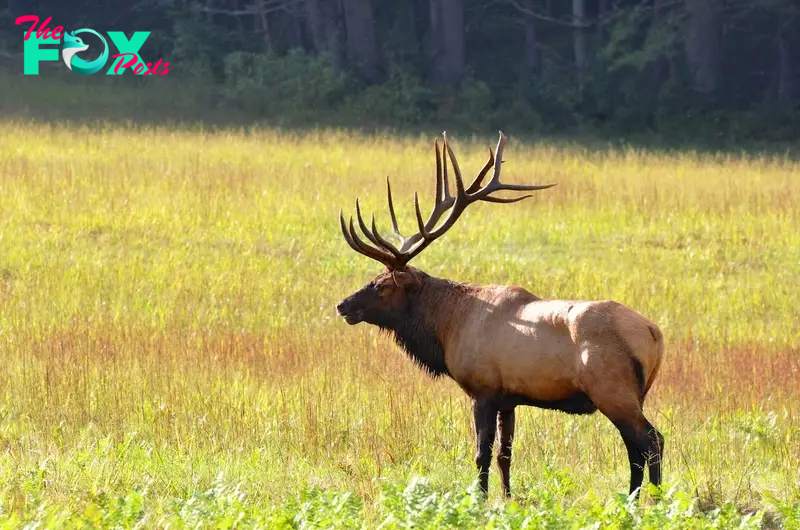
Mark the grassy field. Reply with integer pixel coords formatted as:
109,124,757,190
0,120,798,528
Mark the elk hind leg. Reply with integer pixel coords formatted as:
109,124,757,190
584,373,664,496
642,419,664,488
611,413,663,495
613,419,646,495
496,408,515,498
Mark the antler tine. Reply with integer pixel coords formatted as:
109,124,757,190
386,177,404,241
355,198,404,258
474,131,558,197
419,134,464,232
339,210,364,255
443,135,466,197
486,130,507,190
440,133,451,201
466,148,494,194
499,183,558,192
395,134,460,254
401,131,555,256
434,138,444,204
339,210,395,268
413,192,430,239
370,215,403,256
339,131,555,270
355,198,383,248
348,214,381,257
481,194,534,204
398,133,491,260
348,216,397,268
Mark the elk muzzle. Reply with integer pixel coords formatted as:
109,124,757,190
336,297,363,325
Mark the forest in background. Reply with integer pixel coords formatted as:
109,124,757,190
1,0,799,141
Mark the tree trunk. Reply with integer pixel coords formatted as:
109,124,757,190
684,0,722,97
572,0,587,85
342,0,379,83
413,0,429,45
305,0,327,52
523,0,540,78
430,0,465,86
256,0,273,51
597,0,608,40
385,2,420,61
231,0,246,46
285,2,306,51
648,0,670,95
777,32,795,104
320,0,347,75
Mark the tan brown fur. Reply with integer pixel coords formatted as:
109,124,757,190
389,270,663,408
336,131,664,498
337,267,665,497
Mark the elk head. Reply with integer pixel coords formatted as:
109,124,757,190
336,131,556,327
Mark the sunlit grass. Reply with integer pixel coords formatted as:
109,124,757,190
0,121,798,527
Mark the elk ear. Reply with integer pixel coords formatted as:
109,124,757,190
392,270,422,290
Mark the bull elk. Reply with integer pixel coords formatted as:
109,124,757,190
336,132,664,498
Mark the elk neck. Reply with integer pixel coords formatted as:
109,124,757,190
382,274,476,379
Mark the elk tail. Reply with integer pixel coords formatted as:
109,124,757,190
642,324,664,401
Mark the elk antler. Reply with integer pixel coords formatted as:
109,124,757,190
339,131,556,269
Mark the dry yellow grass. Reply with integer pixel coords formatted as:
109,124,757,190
0,121,798,526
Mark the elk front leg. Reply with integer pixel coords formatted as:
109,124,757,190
473,398,498,495
496,408,515,497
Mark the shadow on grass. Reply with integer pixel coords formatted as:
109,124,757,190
1,65,798,160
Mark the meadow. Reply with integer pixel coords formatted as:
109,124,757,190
0,120,798,528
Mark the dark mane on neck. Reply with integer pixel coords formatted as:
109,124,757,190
381,312,449,378
378,277,457,378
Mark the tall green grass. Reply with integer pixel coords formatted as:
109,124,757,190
0,121,798,527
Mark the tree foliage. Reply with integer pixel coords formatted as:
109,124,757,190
2,0,798,138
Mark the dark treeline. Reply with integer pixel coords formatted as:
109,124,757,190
2,0,799,139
